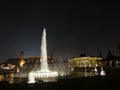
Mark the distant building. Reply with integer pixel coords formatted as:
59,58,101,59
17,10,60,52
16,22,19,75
6,56,55,67
0,62,16,76
6,51,56,71
68,56,103,68
102,49,120,67
102,56,120,67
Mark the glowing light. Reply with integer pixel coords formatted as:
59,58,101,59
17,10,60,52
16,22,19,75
100,67,106,76
20,59,25,67
28,72,35,83
94,67,99,75
28,28,58,83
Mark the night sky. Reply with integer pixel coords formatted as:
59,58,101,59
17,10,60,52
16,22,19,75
0,1,120,62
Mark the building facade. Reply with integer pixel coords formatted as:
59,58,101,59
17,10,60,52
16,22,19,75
68,56,103,68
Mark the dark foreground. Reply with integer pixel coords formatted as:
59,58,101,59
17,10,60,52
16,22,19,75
0,68,120,90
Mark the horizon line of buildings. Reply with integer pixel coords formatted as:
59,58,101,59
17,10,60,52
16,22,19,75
0,49,120,70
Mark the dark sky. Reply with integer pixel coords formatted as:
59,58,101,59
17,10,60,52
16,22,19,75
0,0,120,62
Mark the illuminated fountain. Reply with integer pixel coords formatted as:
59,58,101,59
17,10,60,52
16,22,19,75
28,28,58,83
94,67,99,75
100,67,106,76
28,72,35,83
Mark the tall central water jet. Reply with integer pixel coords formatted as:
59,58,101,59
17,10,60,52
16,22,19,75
40,28,50,72
28,28,58,83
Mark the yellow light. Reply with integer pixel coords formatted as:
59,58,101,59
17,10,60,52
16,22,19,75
20,59,25,67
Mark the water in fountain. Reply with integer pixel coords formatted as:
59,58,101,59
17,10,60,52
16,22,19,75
28,72,35,83
28,28,58,83
39,28,50,72
100,67,106,76
94,67,99,75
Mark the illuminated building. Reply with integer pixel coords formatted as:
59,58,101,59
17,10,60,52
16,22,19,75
0,63,16,70
6,51,55,69
6,56,55,69
68,56,103,68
